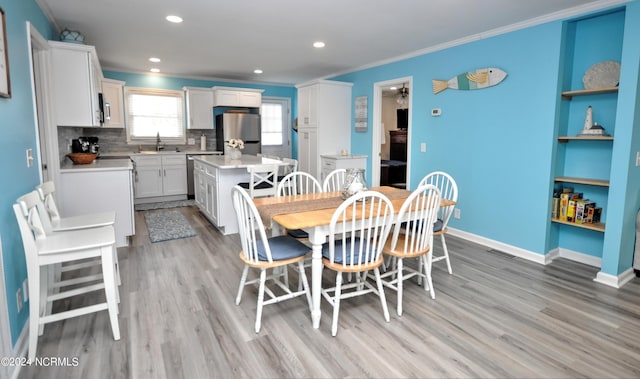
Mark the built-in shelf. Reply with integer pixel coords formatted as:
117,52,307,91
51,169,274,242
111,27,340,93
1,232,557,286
551,218,605,232
558,135,614,142
561,87,618,99
554,176,609,187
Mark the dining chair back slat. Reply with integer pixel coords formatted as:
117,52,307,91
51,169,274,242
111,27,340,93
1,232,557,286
418,171,458,274
322,168,347,192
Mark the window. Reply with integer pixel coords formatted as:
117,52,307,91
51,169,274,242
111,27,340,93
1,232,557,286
260,102,283,146
125,87,185,144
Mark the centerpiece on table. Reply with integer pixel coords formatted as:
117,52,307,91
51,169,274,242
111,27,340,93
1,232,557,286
227,138,244,160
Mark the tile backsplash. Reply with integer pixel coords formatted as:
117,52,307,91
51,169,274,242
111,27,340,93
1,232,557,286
58,127,217,162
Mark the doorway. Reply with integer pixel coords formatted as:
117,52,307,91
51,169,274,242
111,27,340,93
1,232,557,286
260,97,291,158
371,77,412,188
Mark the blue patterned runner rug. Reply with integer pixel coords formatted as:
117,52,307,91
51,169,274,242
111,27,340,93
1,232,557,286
144,209,197,243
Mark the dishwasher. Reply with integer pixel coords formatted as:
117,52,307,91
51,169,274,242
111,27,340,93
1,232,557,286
186,152,222,199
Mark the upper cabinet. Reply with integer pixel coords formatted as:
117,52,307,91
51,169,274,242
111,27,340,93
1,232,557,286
297,84,318,126
101,79,125,129
212,86,263,108
49,41,104,127
184,87,214,129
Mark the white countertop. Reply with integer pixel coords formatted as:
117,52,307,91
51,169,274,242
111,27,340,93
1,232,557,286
192,154,285,169
125,150,222,157
61,158,133,173
321,154,368,159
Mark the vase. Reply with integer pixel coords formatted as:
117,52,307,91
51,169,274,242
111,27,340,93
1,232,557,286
229,149,242,160
341,168,368,199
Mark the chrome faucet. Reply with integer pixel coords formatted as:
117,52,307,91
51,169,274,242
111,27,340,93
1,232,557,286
156,132,165,151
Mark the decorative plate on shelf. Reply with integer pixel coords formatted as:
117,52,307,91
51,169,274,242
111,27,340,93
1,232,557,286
582,61,620,89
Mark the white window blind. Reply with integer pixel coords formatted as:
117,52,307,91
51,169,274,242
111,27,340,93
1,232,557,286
125,87,185,144
261,102,283,146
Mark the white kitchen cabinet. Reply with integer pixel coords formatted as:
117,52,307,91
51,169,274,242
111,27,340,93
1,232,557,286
320,154,367,182
184,87,214,129
49,41,104,127
297,84,317,126
295,80,353,179
59,161,135,247
298,127,318,179
132,154,187,202
101,79,125,128
212,86,263,108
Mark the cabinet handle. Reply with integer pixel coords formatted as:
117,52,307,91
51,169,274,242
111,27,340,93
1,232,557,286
158,169,162,177
105,102,111,121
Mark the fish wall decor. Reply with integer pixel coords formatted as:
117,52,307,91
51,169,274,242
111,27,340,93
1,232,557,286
432,68,507,94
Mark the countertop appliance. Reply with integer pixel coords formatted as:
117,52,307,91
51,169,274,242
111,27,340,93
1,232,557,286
186,151,223,199
215,113,261,155
72,136,99,153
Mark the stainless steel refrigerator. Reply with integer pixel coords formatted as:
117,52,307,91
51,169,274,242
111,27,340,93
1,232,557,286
215,113,261,155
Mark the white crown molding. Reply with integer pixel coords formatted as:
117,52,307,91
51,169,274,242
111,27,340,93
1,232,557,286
324,0,631,81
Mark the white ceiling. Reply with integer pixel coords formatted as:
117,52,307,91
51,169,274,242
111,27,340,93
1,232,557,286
37,0,626,86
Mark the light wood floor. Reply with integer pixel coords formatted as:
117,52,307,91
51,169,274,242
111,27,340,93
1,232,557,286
19,206,640,378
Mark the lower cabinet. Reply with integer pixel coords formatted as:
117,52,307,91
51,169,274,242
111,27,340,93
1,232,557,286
320,154,367,183
132,154,187,202
59,166,135,247
193,158,249,235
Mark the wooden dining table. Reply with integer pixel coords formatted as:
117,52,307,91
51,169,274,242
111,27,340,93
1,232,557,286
253,186,455,329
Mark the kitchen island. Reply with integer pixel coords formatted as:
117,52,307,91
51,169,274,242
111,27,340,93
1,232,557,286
59,158,135,247
192,154,285,235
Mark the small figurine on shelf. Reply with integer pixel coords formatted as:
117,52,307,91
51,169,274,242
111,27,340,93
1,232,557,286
578,105,609,136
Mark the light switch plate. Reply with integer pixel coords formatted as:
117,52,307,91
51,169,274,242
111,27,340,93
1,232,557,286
188,138,196,145
420,143,426,152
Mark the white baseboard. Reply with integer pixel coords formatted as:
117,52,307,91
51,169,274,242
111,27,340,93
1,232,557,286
556,247,602,267
448,227,631,289
595,268,636,288
447,228,548,265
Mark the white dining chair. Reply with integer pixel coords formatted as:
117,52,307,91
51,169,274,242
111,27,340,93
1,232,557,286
14,191,120,360
277,171,322,197
232,186,312,333
36,181,120,286
322,168,347,192
238,164,279,198
321,190,394,336
380,184,441,315
418,171,458,274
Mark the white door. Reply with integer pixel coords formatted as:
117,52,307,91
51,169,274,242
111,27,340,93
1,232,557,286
260,97,291,158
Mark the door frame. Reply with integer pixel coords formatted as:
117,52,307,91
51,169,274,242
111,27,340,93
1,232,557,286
28,22,60,187
371,76,412,187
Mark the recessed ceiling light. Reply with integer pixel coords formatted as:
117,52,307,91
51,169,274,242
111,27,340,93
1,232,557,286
149,57,161,63
313,41,325,48
150,68,160,73
390,86,398,90
254,69,263,74
166,15,183,23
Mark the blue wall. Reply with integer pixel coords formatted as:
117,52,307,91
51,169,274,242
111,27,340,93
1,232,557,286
0,0,54,346
333,3,640,276
333,22,564,255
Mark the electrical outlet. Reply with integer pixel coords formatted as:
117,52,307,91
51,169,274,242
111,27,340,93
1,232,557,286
636,151,640,167
420,143,426,153
188,138,196,145
16,288,23,312
454,209,461,219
